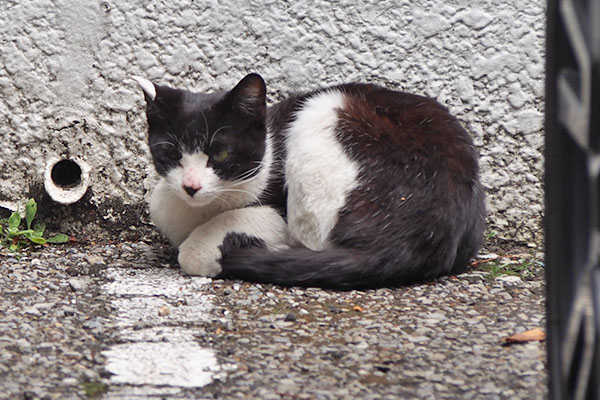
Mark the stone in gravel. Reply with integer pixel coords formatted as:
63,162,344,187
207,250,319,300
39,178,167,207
86,255,105,265
497,275,522,286
24,306,41,316
481,382,502,394
83,318,104,331
34,302,55,311
458,272,488,283
62,306,77,316
277,379,300,394
22,391,37,400
68,278,90,292
284,313,296,322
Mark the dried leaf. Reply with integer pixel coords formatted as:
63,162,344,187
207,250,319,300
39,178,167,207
502,328,545,345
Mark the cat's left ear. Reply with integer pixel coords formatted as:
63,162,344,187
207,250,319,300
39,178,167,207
227,73,267,117
132,76,157,103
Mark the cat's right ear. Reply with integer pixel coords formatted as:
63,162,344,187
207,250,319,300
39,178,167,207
132,76,157,103
132,77,182,125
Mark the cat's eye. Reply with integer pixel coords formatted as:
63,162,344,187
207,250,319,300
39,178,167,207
212,149,229,162
165,147,181,161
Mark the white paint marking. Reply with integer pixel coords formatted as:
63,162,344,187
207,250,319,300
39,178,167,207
101,267,225,392
285,90,360,250
104,267,212,298
103,342,219,387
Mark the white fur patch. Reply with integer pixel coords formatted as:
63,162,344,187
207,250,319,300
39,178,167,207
149,179,223,247
175,153,223,206
284,90,360,250
178,206,288,277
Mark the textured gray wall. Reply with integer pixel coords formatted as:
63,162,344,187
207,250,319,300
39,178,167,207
0,0,545,244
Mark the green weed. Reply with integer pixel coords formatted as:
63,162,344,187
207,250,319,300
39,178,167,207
0,198,69,254
477,258,541,280
484,230,498,242
81,381,108,397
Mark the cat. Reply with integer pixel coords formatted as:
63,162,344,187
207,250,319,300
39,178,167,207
133,73,486,289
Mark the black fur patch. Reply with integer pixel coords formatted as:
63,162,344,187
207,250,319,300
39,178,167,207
219,232,266,259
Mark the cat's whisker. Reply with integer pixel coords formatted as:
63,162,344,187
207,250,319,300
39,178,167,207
165,131,179,143
215,188,256,197
231,168,260,183
200,110,209,137
229,161,264,183
209,125,232,146
150,141,177,148
229,175,260,188
212,194,228,207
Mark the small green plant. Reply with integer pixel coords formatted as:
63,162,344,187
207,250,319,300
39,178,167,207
0,198,69,253
81,380,108,397
477,258,540,280
484,230,498,242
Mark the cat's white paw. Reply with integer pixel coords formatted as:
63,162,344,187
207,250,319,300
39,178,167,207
177,239,222,277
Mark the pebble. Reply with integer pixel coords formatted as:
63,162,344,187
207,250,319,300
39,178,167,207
67,277,89,292
284,313,297,322
24,306,41,316
497,275,523,286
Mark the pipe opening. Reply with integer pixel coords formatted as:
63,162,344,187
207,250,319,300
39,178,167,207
44,157,90,205
51,159,82,188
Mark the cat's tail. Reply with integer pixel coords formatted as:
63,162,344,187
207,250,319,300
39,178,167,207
218,246,435,289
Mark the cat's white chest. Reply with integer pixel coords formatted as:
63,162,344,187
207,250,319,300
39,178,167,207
284,90,360,250
149,179,220,246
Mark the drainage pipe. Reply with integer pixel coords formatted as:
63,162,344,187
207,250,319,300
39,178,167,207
44,157,91,204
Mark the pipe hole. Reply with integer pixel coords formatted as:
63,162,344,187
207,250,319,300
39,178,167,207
51,159,82,189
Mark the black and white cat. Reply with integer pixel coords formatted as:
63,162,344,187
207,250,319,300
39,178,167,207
133,73,485,289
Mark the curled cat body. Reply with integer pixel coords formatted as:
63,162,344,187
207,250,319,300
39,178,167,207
134,73,486,289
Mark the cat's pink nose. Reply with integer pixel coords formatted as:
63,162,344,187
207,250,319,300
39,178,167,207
183,185,200,197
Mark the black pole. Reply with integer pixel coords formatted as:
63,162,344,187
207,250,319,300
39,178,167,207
545,0,600,398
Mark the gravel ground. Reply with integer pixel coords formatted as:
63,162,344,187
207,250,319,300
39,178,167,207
0,239,547,399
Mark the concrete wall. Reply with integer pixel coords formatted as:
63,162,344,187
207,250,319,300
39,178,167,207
0,0,545,244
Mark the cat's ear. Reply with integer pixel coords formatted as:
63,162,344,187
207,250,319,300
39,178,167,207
132,76,157,103
132,76,183,125
227,73,267,116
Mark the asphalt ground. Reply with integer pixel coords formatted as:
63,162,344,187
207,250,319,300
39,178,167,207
0,239,546,399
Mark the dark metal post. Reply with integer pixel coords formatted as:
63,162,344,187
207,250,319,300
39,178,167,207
545,0,600,398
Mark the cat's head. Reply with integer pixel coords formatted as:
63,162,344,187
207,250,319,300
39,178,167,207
134,73,268,207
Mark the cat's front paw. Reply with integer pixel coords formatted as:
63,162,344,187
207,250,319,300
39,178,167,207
177,241,222,277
